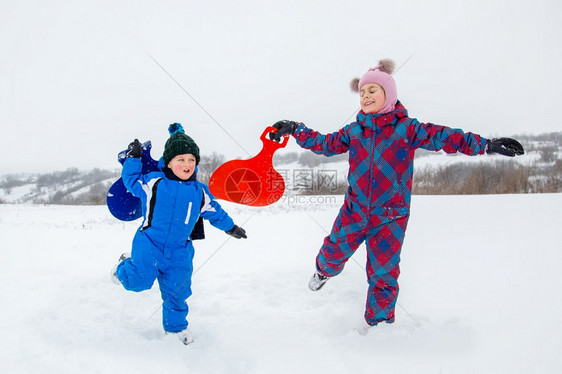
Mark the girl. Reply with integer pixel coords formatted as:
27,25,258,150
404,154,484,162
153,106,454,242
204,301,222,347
270,59,524,327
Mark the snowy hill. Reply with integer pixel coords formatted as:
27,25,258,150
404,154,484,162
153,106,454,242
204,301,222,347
1,132,560,204
412,132,560,169
0,168,119,205
0,193,560,373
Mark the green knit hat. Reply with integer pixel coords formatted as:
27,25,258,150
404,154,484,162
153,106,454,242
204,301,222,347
163,123,200,165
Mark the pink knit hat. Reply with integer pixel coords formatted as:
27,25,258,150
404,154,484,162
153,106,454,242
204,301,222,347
351,59,397,114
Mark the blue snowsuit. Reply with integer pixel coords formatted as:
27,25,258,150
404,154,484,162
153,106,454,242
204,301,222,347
115,157,234,332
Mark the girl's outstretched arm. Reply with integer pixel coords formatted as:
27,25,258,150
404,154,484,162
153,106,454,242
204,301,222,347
293,123,351,156
407,119,488,156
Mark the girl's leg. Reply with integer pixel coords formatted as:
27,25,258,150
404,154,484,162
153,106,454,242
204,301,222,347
316,203,366,277
364,214,409,325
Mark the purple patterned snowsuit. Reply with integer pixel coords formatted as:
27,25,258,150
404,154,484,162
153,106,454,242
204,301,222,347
294,101,488,325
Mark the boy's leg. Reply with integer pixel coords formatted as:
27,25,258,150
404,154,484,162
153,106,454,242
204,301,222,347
364,214,409,325
316,203,366,277
157,244,195,333
116,233,159,292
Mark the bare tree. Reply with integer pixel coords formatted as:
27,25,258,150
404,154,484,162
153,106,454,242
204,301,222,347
197,152,226,185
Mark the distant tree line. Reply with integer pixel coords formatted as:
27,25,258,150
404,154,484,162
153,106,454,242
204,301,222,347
274,151,348,167
412,160,562,195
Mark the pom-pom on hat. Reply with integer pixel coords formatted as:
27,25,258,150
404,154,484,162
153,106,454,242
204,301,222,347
163,123,200,165
351,59,398,114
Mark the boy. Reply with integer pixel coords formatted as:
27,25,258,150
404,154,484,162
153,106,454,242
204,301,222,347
112,123,247,344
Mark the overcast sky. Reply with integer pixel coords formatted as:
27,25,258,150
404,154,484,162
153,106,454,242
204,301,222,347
1,0,561,174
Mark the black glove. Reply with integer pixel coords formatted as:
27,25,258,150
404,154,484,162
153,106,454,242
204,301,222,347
226,224,247,239
486,138,525,157
269,120,300,142
127,139,142,158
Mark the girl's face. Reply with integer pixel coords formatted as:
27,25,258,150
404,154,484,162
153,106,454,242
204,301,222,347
167,153,197,180
360,83,386,114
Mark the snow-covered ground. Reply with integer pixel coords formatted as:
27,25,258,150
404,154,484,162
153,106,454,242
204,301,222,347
1,193,561,373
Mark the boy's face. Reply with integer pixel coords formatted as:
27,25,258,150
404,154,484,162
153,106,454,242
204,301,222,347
167,153,197,180
360,83,386,114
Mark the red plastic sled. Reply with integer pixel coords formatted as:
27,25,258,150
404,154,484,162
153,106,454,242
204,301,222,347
209,127,288,206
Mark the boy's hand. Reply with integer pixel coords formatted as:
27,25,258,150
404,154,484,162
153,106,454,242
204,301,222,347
486,138,525,157
127,139,142,158
226,224,247,239
269,120,300,142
